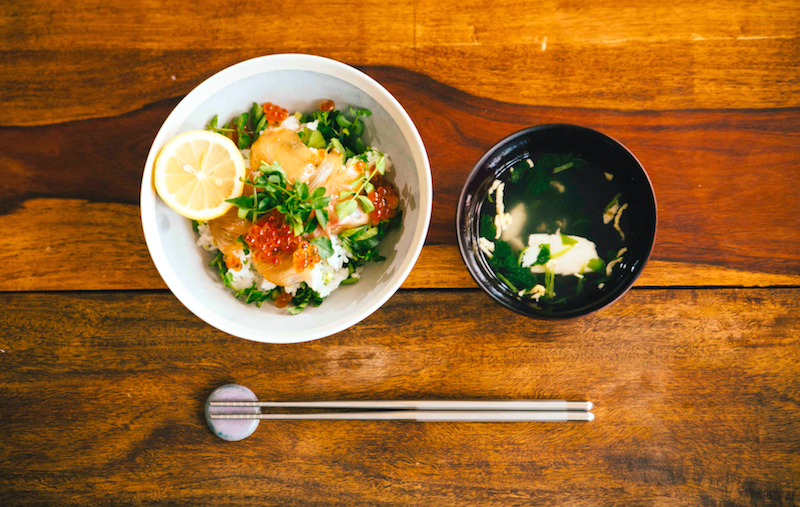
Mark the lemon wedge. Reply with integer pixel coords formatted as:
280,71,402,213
154,130,246,220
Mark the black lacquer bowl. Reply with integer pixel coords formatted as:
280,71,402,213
456,125,657,319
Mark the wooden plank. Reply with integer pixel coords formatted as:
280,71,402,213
1,1,799,125
1,289,798,505
1,200,799,292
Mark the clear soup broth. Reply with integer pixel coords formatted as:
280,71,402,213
478,153,632,309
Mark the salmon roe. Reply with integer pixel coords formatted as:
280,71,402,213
244,210,321,271
262,102,289,123
245,210,301,265
368,177,400,225
225,254,242,271
293,240,321,271
274,291,293,308
319,99,335,112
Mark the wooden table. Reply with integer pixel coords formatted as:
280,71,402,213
2,1,799,505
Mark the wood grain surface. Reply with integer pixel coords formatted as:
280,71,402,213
1,289,799,505
2,0,800,505
2,0,799,126
1,68,799,291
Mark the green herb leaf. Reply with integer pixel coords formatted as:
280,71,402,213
480,214,497,240
352,226,378,241
560,233,578,246
206,115,218,130
328,137,345,155
192,220,200,234
310,237,334,259
552,161,574,174
237,133,251,150
335,199,358,219
604,193,622,213
587,258,606,273
340,277,359,285
375,154,386,175
315,208,328,229
303,129,326,149
336,115,353,128
534,244,551,266
357,195,375,213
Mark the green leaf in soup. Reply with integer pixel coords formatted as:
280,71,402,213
480,214,497,240
505,266,538,291
237,134,251,150
604,193,622,213
310,236,334,259
525,165,551,195
552,162,574,174
340,277,359,285
560,233,578,246
534,244,551,266
335,199,358,219
537,153,584,173
587,258,606,273
357,195,375,213
490,240,516,271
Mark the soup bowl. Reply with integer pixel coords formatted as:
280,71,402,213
456,124,657,319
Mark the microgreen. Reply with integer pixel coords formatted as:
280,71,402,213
226,161,330,236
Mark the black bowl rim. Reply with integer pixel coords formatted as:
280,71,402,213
455,124,658,319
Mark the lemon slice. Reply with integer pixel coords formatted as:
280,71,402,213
154,130,246,220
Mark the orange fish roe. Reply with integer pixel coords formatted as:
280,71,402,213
245,210,301,264
274,291,293,308
368,176,400,225
319,99,335,112
225,254,242,271
244,210,322,271
262,102,289,123
293,240,321,271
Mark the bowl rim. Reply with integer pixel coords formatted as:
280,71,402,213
141,53,432,343
456,123,657,319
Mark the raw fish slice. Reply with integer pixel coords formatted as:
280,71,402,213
208,208,251,256
319,160,372,234
327,203,371,236
250,128,319,183
253,255,314,287
306,150,344,190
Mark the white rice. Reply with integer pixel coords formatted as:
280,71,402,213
198,226,354,300
196,223,218,252
279,116,301,131
307,235,353,298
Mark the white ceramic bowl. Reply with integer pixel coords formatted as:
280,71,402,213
141,54,432,343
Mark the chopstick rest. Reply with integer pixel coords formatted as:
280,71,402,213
205,384,261,441
204,384,595,441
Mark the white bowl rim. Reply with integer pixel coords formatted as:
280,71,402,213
140,54,432,344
